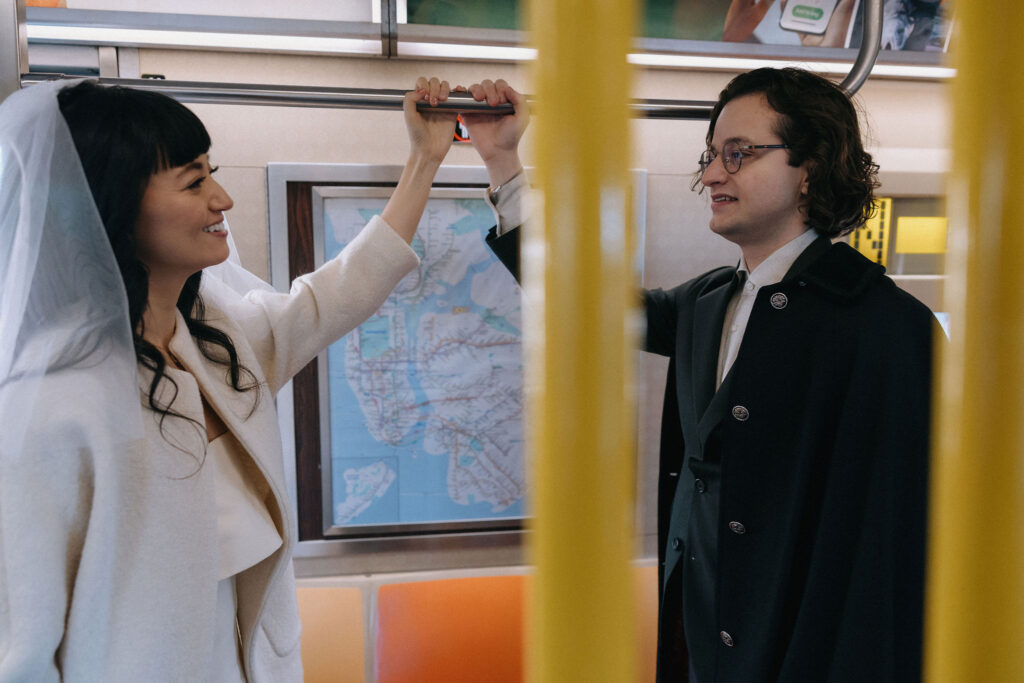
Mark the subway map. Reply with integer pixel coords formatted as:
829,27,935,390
323,194,525,529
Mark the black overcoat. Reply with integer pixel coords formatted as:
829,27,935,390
487,229,934,683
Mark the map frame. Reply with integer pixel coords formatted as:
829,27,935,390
267,163,646,575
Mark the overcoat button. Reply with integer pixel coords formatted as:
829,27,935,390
770,292,788,309
720,631,735,647
695,478,706,493
728,521,746,535
672,537,682,550
731,405,750,421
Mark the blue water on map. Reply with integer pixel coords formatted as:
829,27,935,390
324,198,525,528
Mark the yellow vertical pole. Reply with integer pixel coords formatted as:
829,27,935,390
925,1,1024,681
525,0,638,681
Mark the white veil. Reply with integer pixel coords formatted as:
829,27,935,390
0,80,270,461
0,80,142,459
203,219,276,318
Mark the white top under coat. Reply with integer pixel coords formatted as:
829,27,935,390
211,430,282,581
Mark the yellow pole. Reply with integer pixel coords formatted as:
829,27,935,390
925,1,1024,680
525,0,638,681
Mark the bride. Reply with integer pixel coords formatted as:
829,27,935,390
0,75,457,682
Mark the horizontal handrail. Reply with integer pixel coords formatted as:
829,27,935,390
24,73,717,118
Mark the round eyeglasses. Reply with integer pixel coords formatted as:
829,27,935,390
690,141,791,191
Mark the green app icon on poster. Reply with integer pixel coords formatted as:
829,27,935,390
780,0,838,35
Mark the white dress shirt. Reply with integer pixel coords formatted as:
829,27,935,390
487,170,530,236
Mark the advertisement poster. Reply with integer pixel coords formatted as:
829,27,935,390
405,0,952,52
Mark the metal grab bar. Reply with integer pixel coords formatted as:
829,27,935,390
16,72,721,119
840,0,883,94
19,0,883,118
22,74,520,114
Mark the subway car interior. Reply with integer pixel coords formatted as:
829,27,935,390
1,0,1018,681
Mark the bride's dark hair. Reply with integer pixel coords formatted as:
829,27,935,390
57,81,259,446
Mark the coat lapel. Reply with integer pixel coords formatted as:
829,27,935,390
690,272,738,427
690,237,849,451
697,371,736,448
166,312,268,476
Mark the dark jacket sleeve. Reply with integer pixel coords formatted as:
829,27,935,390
485,226,521,283
485,223,691,360
643,288,682,357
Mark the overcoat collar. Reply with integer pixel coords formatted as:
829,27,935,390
687,235,884,458
784,236,885,300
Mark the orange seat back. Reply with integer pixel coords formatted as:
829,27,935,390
297,586,365,683
634,564,659,682
375,575,525,683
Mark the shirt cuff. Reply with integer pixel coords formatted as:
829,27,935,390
484,170,529,236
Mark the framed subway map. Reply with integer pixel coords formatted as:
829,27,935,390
318,187,525,535
268,164,525,546
268,163,645,573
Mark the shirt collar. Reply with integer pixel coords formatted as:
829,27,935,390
738,229,818,288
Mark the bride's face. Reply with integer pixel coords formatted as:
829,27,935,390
134,153,233,281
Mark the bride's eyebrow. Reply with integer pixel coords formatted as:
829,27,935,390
174,160,205,178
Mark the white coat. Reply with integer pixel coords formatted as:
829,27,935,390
0,217,418,682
